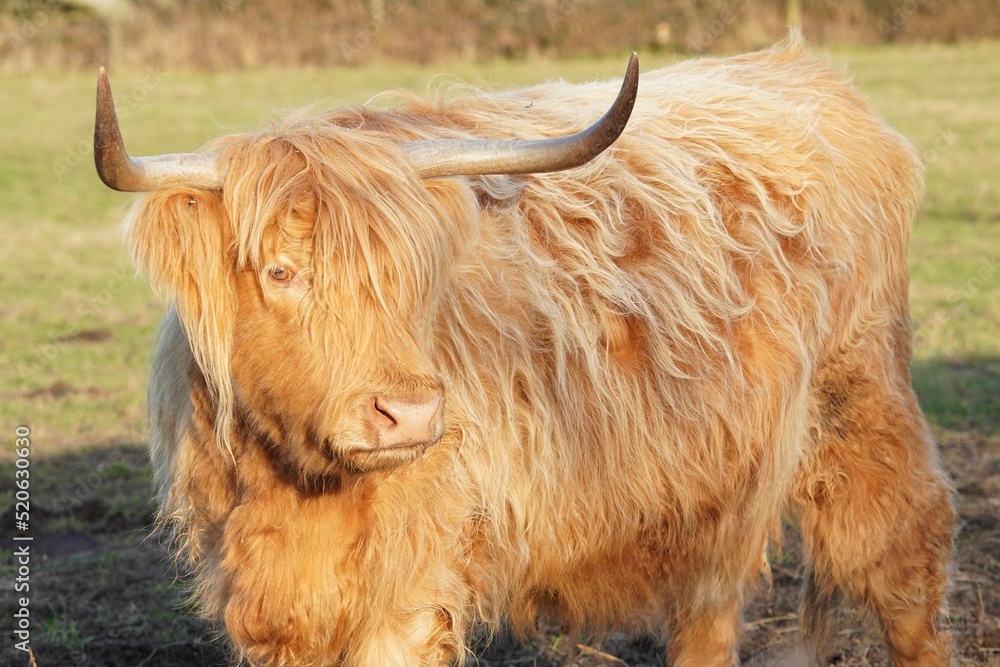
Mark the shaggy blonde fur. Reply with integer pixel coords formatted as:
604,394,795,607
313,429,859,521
127,36,954,666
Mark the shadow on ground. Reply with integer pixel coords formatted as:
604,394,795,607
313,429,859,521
912,356,1000,434
1,358,997,666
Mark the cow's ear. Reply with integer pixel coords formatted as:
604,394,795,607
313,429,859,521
124,192,236,430
125,191,233,291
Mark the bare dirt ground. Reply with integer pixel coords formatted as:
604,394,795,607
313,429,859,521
1,430,997,667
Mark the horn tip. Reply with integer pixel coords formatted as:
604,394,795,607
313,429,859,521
626,52,639,79
97,67,111,98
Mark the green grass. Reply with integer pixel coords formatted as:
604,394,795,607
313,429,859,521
43,598,94,653
833,42,1000,431
1,42,998,450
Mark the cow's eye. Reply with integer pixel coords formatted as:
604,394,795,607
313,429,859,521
268,265,294,283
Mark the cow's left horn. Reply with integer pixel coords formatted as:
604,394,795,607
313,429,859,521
403,53,639,179
95,67,222,192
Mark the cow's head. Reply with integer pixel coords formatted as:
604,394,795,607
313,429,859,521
96,58,637,478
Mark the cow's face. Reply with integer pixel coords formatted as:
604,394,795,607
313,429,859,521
128,130,476,477
104,59,636,480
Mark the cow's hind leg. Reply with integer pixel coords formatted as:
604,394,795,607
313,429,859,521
795,361,954,666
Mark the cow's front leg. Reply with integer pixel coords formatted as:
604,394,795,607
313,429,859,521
214,448,371,666
347,607,462,667
666,597,742,667
219,490,356,666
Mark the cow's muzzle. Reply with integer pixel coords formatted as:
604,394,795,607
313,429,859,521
367,391,445,450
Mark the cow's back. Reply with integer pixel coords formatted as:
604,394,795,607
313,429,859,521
381,37,927,628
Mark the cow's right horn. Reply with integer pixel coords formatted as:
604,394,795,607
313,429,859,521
403,53,639,178
95,67,222,192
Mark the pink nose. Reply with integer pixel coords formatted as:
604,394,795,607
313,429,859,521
369,392,444,449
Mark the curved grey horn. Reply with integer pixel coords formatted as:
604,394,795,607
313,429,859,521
95,67,222,192
402,52,639,178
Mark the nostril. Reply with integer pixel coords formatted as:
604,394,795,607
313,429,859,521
373,397,397,425
368,391,444,449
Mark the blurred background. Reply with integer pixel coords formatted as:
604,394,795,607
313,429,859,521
1,0,999,72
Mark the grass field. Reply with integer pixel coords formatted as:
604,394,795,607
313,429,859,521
1,41,998,666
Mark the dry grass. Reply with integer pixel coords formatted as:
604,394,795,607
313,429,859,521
2,0,1000,74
